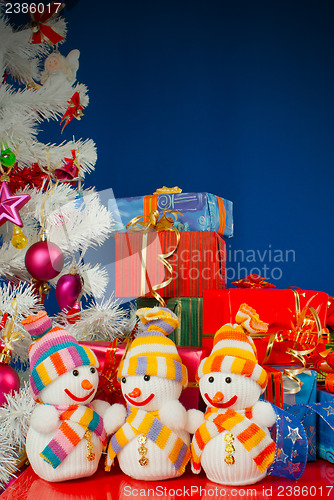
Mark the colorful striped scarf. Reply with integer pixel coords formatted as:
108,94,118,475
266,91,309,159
191,407,275,474
105,406,190,475
40,404,106,469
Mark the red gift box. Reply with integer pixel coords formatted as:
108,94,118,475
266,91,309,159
115,231,226,298
80,340,209,411
202,288,329,365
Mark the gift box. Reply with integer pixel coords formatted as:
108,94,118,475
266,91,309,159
115,231,226,298
109,191,233,237
261,367,317,461
316,389,334,463
80,340,208,411
136,297,203,347
203,288,329,364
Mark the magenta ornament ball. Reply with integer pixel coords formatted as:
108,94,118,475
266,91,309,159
25,241,64,281
56,273,82,311
0,363,20,406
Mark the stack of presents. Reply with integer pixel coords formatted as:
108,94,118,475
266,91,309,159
92,186,334,470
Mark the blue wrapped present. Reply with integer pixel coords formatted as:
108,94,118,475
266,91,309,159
316,389,334,463
108,190,233,237
261,367,317,461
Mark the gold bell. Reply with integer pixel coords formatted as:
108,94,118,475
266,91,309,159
12,225,28,249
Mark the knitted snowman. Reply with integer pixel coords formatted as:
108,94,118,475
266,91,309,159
22,311,109,482
104,307,191,481
189,303,277,486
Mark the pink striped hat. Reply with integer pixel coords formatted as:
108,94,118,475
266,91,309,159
22,312,99,401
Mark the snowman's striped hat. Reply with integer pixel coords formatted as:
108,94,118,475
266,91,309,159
118,307,188,388
197,303,269,392
22,312,99,401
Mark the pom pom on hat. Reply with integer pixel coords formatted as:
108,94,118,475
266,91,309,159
118,307,188,388
22,312,99,401
21,310,52,341
197,303,269,392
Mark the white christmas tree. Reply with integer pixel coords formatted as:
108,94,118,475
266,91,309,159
0,2,130,487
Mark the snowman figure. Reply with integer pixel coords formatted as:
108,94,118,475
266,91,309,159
22,311,109,482
188,303,277,486
104,307,191,481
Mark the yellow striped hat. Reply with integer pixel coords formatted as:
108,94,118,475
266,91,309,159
118,307,188,388
197,303,269,392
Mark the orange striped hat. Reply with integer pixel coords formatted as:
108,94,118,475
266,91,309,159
22,312,99,401
197,303,269,392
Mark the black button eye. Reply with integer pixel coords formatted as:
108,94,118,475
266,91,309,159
225,377,232,383
121,377,126,384
144,375,150,382
90,367,96,374
73,369,79,376
208,376,214,383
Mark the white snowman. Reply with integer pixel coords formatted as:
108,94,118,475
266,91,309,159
103,307,191,481
188,303,277,486
22,311,110,482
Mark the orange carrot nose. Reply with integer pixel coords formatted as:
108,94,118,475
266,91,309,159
128,387,141,398
212,391,224,403
81,379,93,390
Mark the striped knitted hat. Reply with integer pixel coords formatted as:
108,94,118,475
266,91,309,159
118,307,188,388
197,303,269,392
22,312,99,401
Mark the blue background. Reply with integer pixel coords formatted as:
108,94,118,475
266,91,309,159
11,0,334,296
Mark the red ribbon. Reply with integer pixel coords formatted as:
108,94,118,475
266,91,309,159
29,2,65,45
60,92,84,133
232,273,275,288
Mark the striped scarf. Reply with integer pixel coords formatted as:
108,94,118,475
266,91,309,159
105,406,191,474
40,404,106,469
191,407,275,474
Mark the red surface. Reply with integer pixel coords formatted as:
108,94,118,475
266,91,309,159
202,289,329,364
1,460,333,500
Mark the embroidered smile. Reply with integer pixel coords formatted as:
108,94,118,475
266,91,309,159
204,393,238,408
64,388,95,402
124,393,155,406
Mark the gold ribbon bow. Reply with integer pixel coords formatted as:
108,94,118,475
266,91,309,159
261,290,327,394
0,299,24,364
126,209,183,307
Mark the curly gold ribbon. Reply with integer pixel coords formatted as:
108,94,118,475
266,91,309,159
0,299,24,363
126,209,183,307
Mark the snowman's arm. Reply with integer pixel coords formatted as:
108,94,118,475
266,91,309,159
30,404,60,434
90,399,111,417
103,403,127,435
159,400,187,431
186,409,206,434
252,401,277,428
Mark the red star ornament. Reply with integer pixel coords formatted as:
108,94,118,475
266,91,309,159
0,182,31,227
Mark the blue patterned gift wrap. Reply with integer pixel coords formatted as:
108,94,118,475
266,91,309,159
108,192,233,237
261,368,317,461
316,389,334,463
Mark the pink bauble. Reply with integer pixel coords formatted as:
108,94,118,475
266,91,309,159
25,241,64,281
56,274,82,311
0,363,20,406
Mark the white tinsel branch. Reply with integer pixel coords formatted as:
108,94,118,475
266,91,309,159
58,296,129,341
0,282,39,319
0,382,35,451
16,138,97,174
0,383,36,489
0,83,89,147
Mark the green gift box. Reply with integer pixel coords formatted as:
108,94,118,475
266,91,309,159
136,297,202,347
